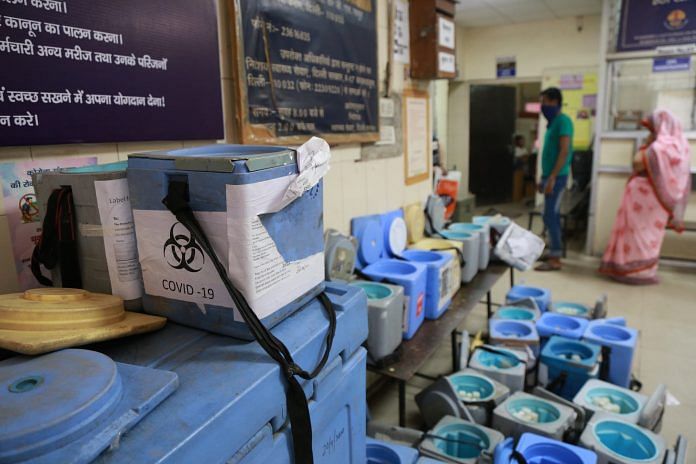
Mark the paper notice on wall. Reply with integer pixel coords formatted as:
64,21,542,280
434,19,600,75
376,125,396,145
438,52,456,74
405,95,429,179
94,178,143,301
438,17,455,49
393,0,410,64
0,157,97,290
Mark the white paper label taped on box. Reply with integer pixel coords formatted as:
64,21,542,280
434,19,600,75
438,17,455,49
94,178,143,301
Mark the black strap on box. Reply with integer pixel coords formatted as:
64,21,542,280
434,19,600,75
31,186,82,288
163,180,336,464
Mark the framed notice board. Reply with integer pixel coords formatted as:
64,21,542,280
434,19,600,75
229,0,379,145
403,89,430,185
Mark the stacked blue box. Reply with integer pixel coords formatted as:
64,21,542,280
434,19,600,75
401,249,454,320
506,285,551,312
583,320,638,388
88,282,368,463
537,313,589,341
128,145,326,340
540,336,601,400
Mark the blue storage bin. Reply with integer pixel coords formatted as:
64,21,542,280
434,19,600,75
537,313,589,341
366,438,419,464
551,301,592,319
494,306,540,321
506,285,551,312
419,416,504,464
362,259,427,340
86,282,368,463
583,320,638,388
489,319,540,357
448,223,490,270
492,392,577,440
128,145,325,340
469,346,528,393
540,336,601,400
580,416,665,464
401,250,454,320
438,230,480,284
493,433,597,464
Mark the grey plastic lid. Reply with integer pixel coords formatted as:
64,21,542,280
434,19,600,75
639,384,666,430
129,144,296,173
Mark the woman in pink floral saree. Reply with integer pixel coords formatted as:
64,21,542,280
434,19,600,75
600,109,692,284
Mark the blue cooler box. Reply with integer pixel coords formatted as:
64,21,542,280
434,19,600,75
539,336,601,400
401,249,455,320
128,145,325,339
92,282,368,463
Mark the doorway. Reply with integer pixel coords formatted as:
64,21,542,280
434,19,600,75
468,82,541,206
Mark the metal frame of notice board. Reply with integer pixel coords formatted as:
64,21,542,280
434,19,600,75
228,0,380,145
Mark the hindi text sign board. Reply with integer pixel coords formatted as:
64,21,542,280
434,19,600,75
230,0,379,144
0,0,223,146
618,0,696,52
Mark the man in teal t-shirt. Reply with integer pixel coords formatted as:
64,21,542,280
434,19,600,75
537,87,573,271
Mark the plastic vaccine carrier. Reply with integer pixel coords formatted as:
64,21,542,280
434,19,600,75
127,145,325,340
400,249,455,320
448,223,490,270
469,345,528,393
419,416,504,464
439,230,481,284
324,229,358,283
351,280,404,363
489,319,540,357
473,215,512,236
579,414,665,464
366,438,420,464
493,306,540,322
573,379,667,431
493,434,598,464
415,368,510,427
492,391,577,441
506,285,551,312
537,313,589,341
352,211,428,340
582,319,638,388
76,282,366,464
539,336,601,400
551,301,592,319
32,161,143,310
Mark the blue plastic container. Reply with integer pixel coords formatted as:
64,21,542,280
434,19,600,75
489,319,540,357
438,230,480,283
448,223,490,270
87,282,368,464
537,313,589,341
495,306,540,321
493,433,597,464
540,336,601,400
128,145,325,340
362,259,427,340
419,416,504,464
366,438,419,464
506,285,552,312
583,320,638,388
401,250,454,320
580,417,665,464
552,301,592,319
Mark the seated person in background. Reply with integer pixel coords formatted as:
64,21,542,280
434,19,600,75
513,134,528,169
599,109,692,284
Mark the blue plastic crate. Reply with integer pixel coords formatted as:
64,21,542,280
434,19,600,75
128,145,325,340
537,313,589,341
506,285,551,312
540,336,601,400
401,250,454,320
90,281,368,463
366,438,419,464
583,320,638,388
489,319,540,357
493,433,597,464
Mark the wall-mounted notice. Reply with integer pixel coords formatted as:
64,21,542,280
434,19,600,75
438,16,455,49
438,52,455,74
403,89,430,185
394,0,410,64
232,0,379,144
653,56,691,72
0,156,97,290
0,0,222,146
496,56,516,78
618,0,696,52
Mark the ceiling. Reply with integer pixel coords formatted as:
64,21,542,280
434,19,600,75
455,0,603,28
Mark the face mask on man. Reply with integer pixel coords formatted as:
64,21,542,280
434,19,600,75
541,104,559,122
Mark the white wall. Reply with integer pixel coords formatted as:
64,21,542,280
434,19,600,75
447,16,602,193
0,0,432,293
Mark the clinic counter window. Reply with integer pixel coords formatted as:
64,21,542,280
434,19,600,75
606,55,696,132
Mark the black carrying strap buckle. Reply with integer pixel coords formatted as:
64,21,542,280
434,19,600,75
31,186,82,288
163,180,336,464
472,345,528,367
546,371,568,394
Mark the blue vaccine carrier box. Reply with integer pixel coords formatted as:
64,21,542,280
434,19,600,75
127,145,325,340
401,249,454,320
352,211,429,339
537,312,590,341
539,336,601,400
91,282,368,464
583,319,638,388
506,285,552,312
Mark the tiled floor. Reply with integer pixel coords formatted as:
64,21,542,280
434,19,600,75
368,252,696,456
